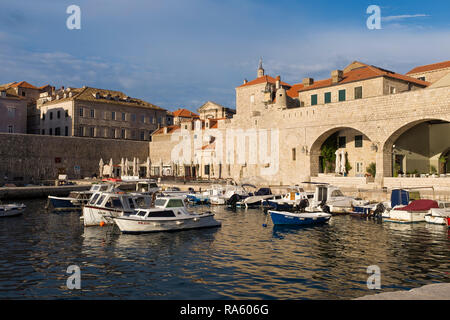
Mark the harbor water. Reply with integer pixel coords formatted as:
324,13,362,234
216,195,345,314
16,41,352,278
0,199,449,299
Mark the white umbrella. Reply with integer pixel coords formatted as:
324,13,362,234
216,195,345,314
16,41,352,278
120,158,125,177
146,157,151,178
340,150,347,174
335,150,341,174
109,158,114,177
125,158,129,176
135,158,140,176
133,157,137,176
99,158,104,178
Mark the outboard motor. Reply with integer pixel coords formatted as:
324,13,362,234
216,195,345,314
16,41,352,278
226,193,241,207
372,203,385,219
297,198,309,213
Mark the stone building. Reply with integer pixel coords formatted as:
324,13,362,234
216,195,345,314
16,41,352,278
0,87,27,134
0,81,53,134
149,58,450,189
171,108,199,125
197,101,235,120
406,60,450,84
38,86,172,141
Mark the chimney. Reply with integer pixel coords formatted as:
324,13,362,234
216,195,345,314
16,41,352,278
61,86,64,91
331,70,343,84
163,127,168,134
302,78,314,87
275,75,281,89
243,79,248,84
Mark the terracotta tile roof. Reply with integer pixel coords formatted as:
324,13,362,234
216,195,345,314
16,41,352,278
201,142,216,150
43,86,165,111
237,75,292,88
172,108,199,118
406,60,450,75
297,63,429,93
10,81,39,89
152,125,180,135
286,83,305,98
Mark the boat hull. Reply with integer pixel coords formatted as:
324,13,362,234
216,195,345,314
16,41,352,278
267,200,294,211
113,215,221,233
48,196,78,210
269,211,331,226
383,210,428,223
83,206,126,227
0,206,25,218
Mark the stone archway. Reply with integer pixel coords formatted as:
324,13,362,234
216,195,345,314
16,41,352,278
309,126,375,177
380,118,450,178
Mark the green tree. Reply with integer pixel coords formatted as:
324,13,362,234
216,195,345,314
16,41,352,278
320,133,338,173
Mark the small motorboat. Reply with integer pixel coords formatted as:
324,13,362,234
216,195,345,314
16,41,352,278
269,210,331,226
236,188,276,208
186,193,210,205
266,186,314,211
383,199,439,223
425,201,450,225
113,196,221,233
0,203,26,217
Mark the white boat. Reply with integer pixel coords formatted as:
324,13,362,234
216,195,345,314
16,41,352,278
307,184,368,214
0,203,26,217
113,196,221,233
82,191,153,227
266,186,314,211
208,184,250,205
425,201,450,225
239,188,276,208
382,199,439,223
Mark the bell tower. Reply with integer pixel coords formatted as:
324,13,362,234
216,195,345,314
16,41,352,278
257,57,264,78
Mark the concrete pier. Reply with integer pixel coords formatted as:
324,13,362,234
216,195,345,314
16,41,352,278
0,184,90,200
355,283,450,300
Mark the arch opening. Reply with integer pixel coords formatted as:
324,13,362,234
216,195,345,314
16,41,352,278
382,119,450,177
309,127,375,178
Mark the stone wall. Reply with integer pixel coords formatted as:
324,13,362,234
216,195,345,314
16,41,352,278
0,133,149,183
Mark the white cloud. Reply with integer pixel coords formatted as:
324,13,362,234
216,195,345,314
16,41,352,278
382,14,430,22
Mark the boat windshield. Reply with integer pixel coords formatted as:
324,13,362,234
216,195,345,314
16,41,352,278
331,190,344,197
166,199,184,208
105,197,123,208
154,199,167,207
89,193,100,205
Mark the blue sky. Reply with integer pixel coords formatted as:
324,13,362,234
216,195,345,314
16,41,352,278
1,0,449,111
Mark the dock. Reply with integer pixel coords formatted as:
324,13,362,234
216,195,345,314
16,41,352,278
355,283,450,300
0,184,90,200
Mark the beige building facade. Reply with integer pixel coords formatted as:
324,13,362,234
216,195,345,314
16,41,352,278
150,59,450,188
38,86,172,141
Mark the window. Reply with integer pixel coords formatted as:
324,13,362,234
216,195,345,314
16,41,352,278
90,194,100,205
292,148,296,161
121,128,126,139
79,126,84,136
389,86,397,94
7,125,13,133
7,107,15,118
311,94,318,106
355,135,363,148
338,89,346,102
355,86,362,99
204,164,210,175
418,76,426,81
111,111,116,120
90,109,95,118
122,112,126,121
42,113,45,121
50,112,53,120
21,91,25,97
140,130,145,140
356,162,364,175
131,114,136,122
65,110,69,118
338,136,346,148
49,128,53,135
90,127,95,137
111,128,116,138
250,94,255,104
131,130,136,140
55,127,61,136
150,116,154,124
324,92,331,104
42,129,45,135
79,108,84,117
57,110,61,119
141,115,145,123
65,126,69,136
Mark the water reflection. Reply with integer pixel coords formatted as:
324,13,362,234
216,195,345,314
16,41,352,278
0,199,448,299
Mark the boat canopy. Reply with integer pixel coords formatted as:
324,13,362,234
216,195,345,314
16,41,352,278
394,199,439,211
